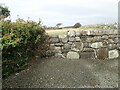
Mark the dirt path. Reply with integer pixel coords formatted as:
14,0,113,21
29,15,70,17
3,57,118,88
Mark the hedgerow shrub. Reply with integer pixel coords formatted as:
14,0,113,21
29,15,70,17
2,18,50,78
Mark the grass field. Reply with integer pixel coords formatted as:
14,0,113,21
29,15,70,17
45,28,115,35
46,28,81,35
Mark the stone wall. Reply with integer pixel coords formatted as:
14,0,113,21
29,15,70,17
49,30,120,59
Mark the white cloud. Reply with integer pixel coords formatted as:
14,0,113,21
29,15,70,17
0,0,119,26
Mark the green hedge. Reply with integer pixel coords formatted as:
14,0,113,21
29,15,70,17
2,18,49,78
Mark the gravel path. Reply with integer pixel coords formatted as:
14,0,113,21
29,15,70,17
3,57,118,88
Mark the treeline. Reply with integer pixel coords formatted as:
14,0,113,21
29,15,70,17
45,23,82,30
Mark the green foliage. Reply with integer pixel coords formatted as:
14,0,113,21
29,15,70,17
73,23,81,28
0,5,10,20
2,18,50,78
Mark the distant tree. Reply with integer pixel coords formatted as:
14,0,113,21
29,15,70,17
0,5,10,20
73,23,81,28
56,23,62,28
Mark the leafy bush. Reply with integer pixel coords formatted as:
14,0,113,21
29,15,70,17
0,5,10,20
2,18,50,78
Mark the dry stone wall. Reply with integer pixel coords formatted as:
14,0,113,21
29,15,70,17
49,30,120,60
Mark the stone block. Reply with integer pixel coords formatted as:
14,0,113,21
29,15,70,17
67,51,80,59
109,30,114,35
55,53,65,58
90,30,95,35
50,37,60,43
63,43,71,50
80,52,95,59
75,31,81,36
98,30,103,35
53,50,62,54
82,48,94,52
86,37,93,43
67,31,76,37
91,42,103,49
45,50,55,57
96,48,108,60
93,36,101,42
82,30,90,35
108,44,117,50
61,49,69,53
117,44,120,50
71,48,80,52
109,35,116,39
107,39,114,44
83,43,91,48
114,30,118,34
101,35,109,40
71,43,76,48
94,30,99,35
68,42,73,45
104,30,109,35
54,46,61,50
61,37,68,43
75,37,81,42
74,42,83,51
108,49,119,59
114,38,119,44
54,43,63,47
49,45,55,50
69,37,76,42
81,36,87,43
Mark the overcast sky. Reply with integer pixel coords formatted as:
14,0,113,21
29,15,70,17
0,0,119,27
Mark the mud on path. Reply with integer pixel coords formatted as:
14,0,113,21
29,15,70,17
3,57,118,88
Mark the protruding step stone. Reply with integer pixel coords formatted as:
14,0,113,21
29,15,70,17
67,51,79,59
96,48,108,60
80,52,95,59
108,49,119,59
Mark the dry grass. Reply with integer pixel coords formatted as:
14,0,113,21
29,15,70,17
46,28,82,35
45,28,115,35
